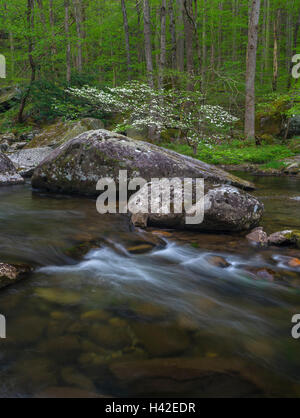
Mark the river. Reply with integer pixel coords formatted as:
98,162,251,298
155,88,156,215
0,174,300,397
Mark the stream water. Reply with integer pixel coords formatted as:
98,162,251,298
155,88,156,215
0,174,300,397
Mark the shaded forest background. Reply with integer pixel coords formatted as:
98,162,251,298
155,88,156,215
0,0,299,151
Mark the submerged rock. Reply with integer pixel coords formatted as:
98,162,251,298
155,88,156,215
0,152,24,186
35,287,82,305
35,386,105,399
131,323,190,357
131,184,264,233
8,147,53,177
0,262,32,290
31,129,254,195
246,227,268,246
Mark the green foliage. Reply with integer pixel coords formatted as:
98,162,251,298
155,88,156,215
163,142,295,166
29,78,105,122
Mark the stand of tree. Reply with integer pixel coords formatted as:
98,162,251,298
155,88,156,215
0,0,299,138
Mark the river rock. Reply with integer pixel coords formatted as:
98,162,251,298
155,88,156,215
109,357,267,396
8,147,53,177
0,152,24,186
35,386,105,398
61,367,96,391
0,133,16,144
0,262,32,290
31,129,255,195
35,287,82,305
25,118,105,149
131,184,264,233
269,230,300,248
246,227,268,246
131,323,190,357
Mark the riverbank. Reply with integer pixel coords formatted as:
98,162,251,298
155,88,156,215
163,142,300,178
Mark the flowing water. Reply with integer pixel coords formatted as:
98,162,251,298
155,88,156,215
0,174,300,398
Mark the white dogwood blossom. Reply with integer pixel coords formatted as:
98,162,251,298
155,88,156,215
65,81,239,145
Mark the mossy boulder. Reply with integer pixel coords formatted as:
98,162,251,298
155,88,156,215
255,97,290,138
25,118,104,149
269,230,300,248
32,129,255,196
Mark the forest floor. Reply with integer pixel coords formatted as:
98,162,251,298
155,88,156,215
163,140,300,177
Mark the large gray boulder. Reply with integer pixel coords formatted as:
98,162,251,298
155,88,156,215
32,130,255,195
8,147,53,178
0,152,24,186
130,184,264,232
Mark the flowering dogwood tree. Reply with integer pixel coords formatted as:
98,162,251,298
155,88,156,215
63,81,238,152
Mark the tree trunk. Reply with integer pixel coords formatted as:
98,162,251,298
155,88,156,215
64,0,72,82
183,0,194,90
18,0,36,124
121,0,132,80
73,0,83,72
168,0,176,71
159,0,167,88
176,0,185,73
143,0,154,88
244,0,261,140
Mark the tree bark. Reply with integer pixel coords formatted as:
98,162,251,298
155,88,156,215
18,0,36,124
159,0,167,88
176,0,185,73
244,0,261,140
183,0,194,90
73,0,83,72
64,0,72,82
121,0,132,80
143,0,154,88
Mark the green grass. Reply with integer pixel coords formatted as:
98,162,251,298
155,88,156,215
162,141,296,166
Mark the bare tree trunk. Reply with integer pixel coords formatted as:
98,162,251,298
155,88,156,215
244,0,261,140
121,0,132,80
143,0,154,88
201,0,207,88
183,0,194,90
49,0,58,74
159,0,167,88
18,0,36,124
73,0,83,72
64,0,72,82
169,0,177,71
176,0,185,73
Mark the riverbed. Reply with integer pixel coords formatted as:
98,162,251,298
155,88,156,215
0,174,300,397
